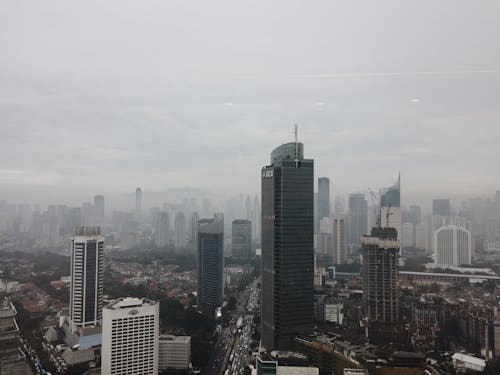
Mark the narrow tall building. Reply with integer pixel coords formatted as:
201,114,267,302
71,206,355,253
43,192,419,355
101,298,159,375
261,141,314,351
70,226,104,331
174,211,186,247
153,211,169,247
197,217,224,317
361,227,400,325
347,194,368,249
135,187,142,218
318,177,330,222
333,215,346,264
232,219,252,259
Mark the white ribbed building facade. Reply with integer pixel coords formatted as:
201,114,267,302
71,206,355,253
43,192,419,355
70,227,104,331
434,225,472,266
102,298,159,375
158,335,191,370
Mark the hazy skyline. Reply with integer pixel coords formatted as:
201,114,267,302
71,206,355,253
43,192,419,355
1,0,499,203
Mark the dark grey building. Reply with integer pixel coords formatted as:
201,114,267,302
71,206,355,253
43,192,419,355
261,141,314,351
197,217,224,318
433,199,451,216
347,194,368,249
318,177,330,223
232,219,252,259
70,226,104,331
361,227,399,325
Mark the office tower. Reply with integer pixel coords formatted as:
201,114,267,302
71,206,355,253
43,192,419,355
245,195,253,220
333,215,346,264
232,219,252,259
402,222,414,248
153,212,169,247
318,177,330,222
135,187,142,217
63,207,82,236
197,217,224,317
361,227,400,325
70,227,104,331
253,195,261,242
202,198,212,218
380,174,401,242
0,298,28,374
188,212,199,244
81,202,96,226
314,192,319,233
94,195,105,224
496,191,500,221
408,205,422,224
317,217,333,256
347,194,368,249
174,212,186,247
102,298,159,375
433,199,451,216
434,225,472,266
261,140,314,351
415,222,427,250
158,335,191,371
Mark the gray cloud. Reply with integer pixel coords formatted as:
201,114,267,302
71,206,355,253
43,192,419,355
0,0,499,204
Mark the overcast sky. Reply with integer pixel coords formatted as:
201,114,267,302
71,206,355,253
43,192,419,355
1,0,499,205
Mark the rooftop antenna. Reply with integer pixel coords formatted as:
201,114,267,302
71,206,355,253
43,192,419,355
294,124,299,167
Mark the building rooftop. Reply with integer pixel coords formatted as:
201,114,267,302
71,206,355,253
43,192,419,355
277,367,318,375
0,298,17,318
106,297,157,310
451,353,486,367
159,335,191,344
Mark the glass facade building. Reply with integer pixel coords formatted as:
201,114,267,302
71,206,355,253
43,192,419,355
197,217,224,317
261,142,314,351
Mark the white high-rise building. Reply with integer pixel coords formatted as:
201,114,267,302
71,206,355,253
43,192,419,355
153,211,169,247
70,227,104,331
102,298,159,375
434,225,472,266
158,335,191,370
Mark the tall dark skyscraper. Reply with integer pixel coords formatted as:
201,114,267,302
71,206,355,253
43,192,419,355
433,198,451,216
361,227,400,325
347,194,368,249
70,226,104,332
197,217,224,318
232,219,252,259
318,177,330,222
261,141,314,351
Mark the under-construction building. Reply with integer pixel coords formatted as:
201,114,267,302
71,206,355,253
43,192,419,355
0,298,28,375
361,227,400,325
